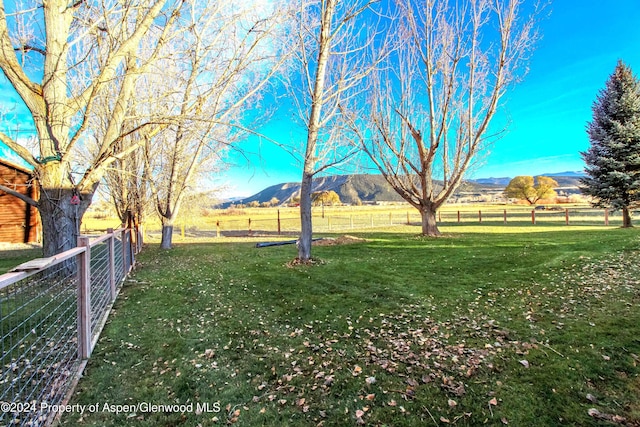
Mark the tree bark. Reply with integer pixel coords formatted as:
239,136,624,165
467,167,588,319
420,206,441,237
38,190,84,256
622,206,633,228
298,171,314,261
160,220,174,249
296,0,336,263
37,162,92,257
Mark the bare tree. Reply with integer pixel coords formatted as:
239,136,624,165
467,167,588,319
0,0,184,256
350,0,539,236
132,1,290,249
104,138,149,227
287,0,385,262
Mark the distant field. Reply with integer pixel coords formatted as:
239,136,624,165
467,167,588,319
60,225,640,426
82,203,624,241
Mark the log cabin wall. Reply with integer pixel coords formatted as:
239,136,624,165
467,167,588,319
0,159,40,243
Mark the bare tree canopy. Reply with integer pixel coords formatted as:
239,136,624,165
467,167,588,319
0,0,290,253
287,0,386,262
0,0,185,255
135,1,290,249
351,0,540,236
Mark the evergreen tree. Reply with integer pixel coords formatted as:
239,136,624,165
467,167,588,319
581,60,640,227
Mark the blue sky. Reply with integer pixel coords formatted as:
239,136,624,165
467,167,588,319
2,1,640,197
222,1,640,196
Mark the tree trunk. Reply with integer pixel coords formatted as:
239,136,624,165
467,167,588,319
298,171,313,261
622,206,633,228
420,206,441,237
39,188,88,256
37,162,93,257
160,219,174,249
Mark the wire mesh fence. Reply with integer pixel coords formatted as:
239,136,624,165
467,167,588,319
159,206,629,239
88,241,111,342
0,261,79,427
114,234,125,286
0,228,136,427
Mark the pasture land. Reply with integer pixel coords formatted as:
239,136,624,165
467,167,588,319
82,203,630,241
60,224,640,426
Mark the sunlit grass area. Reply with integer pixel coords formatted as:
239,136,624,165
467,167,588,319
80,203,629,243
0,246,43,274
61,225,640,426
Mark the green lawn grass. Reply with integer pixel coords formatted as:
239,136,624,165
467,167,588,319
62,225,640,426
0,246,43,274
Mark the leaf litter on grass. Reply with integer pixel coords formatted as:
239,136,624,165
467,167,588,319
63,238,640,426
237,249,640,425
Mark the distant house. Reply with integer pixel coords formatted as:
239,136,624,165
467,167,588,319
0,159,40,243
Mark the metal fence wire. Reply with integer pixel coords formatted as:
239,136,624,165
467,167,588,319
114,235,125,287
0,228,136,427
89,241,111,340
174,207,628,238
0,263,79,427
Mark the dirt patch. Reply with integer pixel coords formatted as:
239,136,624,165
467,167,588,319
285,257,326,267
313,235,368,246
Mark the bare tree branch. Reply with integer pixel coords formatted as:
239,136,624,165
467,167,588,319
0,183,38,207
353,0,540,236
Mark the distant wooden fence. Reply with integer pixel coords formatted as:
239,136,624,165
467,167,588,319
0,227,139,427
163,207,625,238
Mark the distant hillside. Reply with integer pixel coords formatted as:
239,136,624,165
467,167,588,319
228,174,405,206
223,172,585,206
471,172,584,188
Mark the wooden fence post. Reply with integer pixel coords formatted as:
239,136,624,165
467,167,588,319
565,209,570,226
121,229,129,273
604,209,609,226
216,220,221,238
503,209,507,224
277,210,281,235
107,228,116,301
248,218,252,233
478,210,482,223
457,211,461,223
531,210,536,225
77,236,91,359
127,229,135,270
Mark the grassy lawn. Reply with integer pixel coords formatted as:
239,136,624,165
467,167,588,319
0,246,43,274
62,225,640,426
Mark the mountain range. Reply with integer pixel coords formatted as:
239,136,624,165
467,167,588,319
224,172,585,206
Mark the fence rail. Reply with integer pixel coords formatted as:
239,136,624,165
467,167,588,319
162,207,629,238
0,228,136,427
